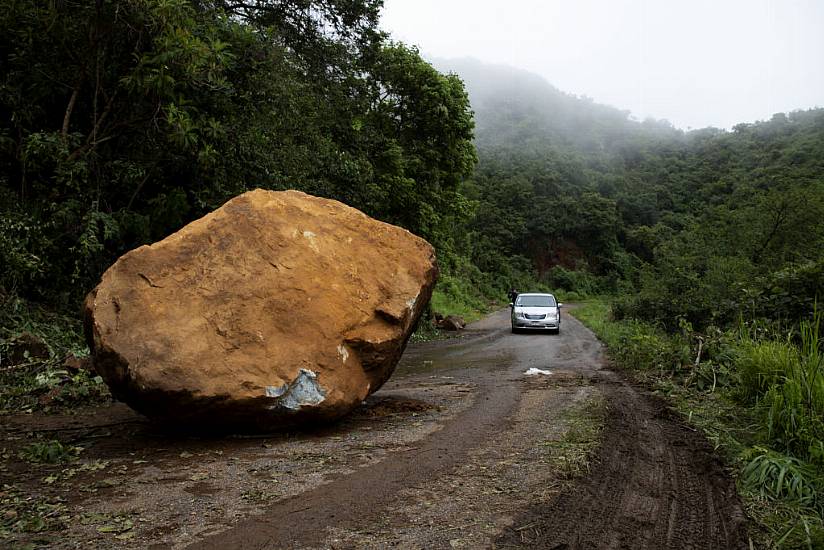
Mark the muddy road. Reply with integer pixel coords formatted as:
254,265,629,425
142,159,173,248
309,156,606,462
2,310,747,549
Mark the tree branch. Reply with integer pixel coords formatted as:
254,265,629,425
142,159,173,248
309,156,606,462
753,201,788,262
61,86,81,141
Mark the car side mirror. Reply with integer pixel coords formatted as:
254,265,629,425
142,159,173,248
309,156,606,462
558,303,563,308
509,302,514,308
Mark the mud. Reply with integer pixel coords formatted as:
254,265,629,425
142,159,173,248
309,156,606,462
0,309,748,549
495,376,748,549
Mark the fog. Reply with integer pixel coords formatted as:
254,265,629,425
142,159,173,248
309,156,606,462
380,0,824,130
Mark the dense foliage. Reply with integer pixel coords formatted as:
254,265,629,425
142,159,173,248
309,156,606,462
0,0,475,308
7,7,820,326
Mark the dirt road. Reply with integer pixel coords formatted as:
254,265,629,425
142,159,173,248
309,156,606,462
1,309,748,549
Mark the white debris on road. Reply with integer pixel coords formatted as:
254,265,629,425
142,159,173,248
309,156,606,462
524,368,552,376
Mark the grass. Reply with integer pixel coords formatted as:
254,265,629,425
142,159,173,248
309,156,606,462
429,273,499,323
737,339,799,402
741,447,821,509
572,300,690,377
572,300,824,549
540,392,607,480
763,316,824,465
429,290,490,324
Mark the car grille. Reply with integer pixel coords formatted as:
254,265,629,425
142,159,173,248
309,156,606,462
524,314,546,320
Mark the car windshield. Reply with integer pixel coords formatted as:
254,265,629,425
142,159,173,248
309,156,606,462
516,295,556,307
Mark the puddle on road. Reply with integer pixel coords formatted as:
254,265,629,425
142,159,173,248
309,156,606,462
395,351,516,377
396,357,452,376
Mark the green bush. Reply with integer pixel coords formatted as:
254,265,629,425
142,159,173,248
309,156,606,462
430,273,491,322
763,314,824,464
0,210,49,292
613,324,688,373
615,245,753,332
743,260,824,325
561,290,582,302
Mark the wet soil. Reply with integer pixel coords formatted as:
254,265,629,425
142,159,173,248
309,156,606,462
495,378,748,549
1,309,748,549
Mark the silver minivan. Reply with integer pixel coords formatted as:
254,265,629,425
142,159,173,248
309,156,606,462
510,293,562,334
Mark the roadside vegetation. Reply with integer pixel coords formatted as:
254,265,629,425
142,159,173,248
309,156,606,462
0,294,110,416
573,301,824,548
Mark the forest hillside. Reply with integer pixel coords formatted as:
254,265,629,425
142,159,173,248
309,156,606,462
436,57,823,330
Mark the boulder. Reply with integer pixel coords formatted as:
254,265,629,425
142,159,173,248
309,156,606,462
83,189,437,431
440,315,466,331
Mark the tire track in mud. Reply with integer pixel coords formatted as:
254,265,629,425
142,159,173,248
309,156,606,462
496,374,749,549
192,386,521,549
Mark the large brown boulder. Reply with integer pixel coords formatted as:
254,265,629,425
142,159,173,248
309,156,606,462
83,189,437,431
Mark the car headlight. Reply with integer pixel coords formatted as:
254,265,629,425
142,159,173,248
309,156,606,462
515,312,525,319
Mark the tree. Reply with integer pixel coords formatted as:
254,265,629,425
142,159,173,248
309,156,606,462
0,1,476,307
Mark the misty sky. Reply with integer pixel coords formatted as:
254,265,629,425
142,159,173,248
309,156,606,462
380,0,824,130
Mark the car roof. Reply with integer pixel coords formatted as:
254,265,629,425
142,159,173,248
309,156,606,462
517,293,555,297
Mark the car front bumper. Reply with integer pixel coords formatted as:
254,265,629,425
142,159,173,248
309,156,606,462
512,319,559,330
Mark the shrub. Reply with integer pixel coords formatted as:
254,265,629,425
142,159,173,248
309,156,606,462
744,260,824,325
430,272,492,322
560,290,581,302
737,339,798,403
573,301,690,374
